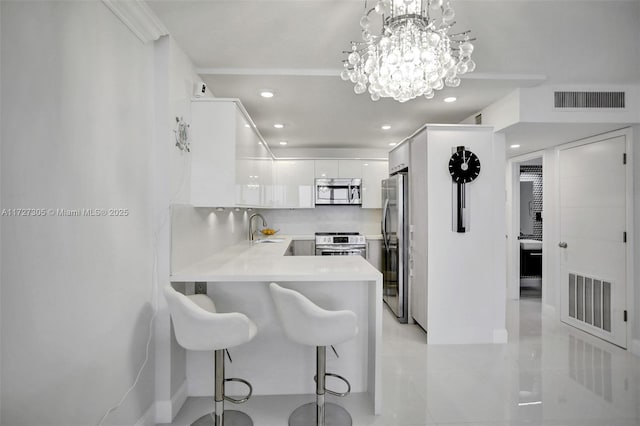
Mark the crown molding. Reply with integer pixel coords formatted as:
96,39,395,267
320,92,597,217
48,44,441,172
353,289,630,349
102,0,168,43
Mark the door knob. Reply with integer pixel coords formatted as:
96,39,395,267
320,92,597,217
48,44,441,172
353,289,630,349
558,242,568,248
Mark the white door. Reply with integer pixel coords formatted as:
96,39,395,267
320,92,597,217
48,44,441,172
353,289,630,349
559,135,627,348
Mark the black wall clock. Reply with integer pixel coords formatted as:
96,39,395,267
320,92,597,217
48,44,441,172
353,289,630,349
449,146,481,232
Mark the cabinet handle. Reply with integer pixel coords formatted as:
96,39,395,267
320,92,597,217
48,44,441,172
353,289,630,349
558,242,568,248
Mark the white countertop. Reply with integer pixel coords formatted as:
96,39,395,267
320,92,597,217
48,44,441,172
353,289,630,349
171,236,382,283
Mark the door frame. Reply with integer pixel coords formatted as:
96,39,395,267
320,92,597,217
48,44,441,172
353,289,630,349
555,127,634,348
507,150,546,301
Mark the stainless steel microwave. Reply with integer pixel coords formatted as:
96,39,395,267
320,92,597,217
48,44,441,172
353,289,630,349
315,178,362,205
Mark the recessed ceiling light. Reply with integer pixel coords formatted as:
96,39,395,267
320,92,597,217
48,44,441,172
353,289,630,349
444,97,457,103
381,125,391,130
389,142,397,146
244,124,250,128
279,141,288,146
363,163,369,166
273,123,284,129
260,90,274,98
510,144,521,149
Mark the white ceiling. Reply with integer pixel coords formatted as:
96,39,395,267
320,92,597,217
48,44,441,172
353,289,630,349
147,0,640,155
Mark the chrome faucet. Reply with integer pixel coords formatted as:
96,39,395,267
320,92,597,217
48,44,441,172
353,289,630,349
248,213,267,242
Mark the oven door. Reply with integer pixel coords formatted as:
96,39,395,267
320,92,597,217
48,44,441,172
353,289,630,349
315,245,366,257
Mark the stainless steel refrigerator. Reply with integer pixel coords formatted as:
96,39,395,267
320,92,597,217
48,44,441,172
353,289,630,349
381,173,409,323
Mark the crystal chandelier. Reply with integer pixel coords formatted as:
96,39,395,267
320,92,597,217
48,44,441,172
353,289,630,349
341,0,476,103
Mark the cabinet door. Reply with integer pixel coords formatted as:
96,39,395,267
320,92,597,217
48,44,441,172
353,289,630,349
315,160,339,178
389,142,410,174
409,131,428,329
338,160,362,178
256,138,273,207
190,99,273,208
274,160,315,208
236,112,261,206
361,160,388,209
190,101,237,207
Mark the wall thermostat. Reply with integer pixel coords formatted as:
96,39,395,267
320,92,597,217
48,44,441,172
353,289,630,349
194,82,207,97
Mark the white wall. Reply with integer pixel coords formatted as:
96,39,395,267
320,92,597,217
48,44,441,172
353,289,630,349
424,126,507,344
1,2,155,425
152,35,209,422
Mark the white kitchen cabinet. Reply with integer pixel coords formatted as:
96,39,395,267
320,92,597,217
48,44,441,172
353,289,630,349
190,99,272,208
314,159,364,179
389,141,410,174
361,160,388,209
314,160,339,178
273,160,315,208
409,133,428,329
338,160,362,178
366,239,383,271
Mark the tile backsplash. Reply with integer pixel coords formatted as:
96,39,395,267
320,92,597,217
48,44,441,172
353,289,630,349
520,165,543,241
258,206,382,236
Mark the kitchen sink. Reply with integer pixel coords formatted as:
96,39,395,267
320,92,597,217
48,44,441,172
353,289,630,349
519,239,542,250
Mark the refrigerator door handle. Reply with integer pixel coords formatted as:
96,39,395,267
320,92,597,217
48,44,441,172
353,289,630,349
381,198,390,251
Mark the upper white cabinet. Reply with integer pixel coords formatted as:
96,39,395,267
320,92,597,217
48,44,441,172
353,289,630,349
361,160,388,209
338,160,362,178
190,99,273,207
389,142,410,174
314,160,339,178
314,159,364,179
273,160,315,208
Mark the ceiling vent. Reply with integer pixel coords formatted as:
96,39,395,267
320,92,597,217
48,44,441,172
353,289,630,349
554,91,625,109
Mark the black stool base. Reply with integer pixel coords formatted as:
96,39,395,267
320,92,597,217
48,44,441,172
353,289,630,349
192,410,253,426
289,402,352,426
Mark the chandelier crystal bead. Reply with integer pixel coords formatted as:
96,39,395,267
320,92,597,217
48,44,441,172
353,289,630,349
342,0,475,102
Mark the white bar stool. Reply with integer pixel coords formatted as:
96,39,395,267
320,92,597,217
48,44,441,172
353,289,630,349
269,283,358,426
165,285,257,426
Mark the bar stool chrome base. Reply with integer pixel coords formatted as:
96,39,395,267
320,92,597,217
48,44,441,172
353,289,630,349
289,402,352,426
192,410,253,426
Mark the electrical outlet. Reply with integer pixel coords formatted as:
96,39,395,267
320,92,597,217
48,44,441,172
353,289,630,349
195,282,207,294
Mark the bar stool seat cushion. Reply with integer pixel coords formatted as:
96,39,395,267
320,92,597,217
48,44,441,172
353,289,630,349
269,283,358,347
165,285,257,352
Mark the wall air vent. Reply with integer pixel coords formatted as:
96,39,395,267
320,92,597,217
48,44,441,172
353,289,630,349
568,273,612,332
554,91,625,109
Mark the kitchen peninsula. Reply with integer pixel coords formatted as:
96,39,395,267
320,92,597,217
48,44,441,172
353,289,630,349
170,236,383,414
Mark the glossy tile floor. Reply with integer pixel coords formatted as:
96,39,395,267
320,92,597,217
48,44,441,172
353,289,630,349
164,298,640,425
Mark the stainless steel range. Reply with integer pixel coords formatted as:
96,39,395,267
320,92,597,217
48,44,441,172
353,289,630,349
314,232,366,257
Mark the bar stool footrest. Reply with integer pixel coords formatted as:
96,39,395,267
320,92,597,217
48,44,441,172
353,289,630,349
314,373,351,397
223,378,253,404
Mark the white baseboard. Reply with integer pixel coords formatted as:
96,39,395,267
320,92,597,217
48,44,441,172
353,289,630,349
155,380,188,424
134,403,156,426
631,338,640,357
493,329,508,344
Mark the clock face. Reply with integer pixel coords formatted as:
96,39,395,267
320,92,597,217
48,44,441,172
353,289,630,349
449,149,481,183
